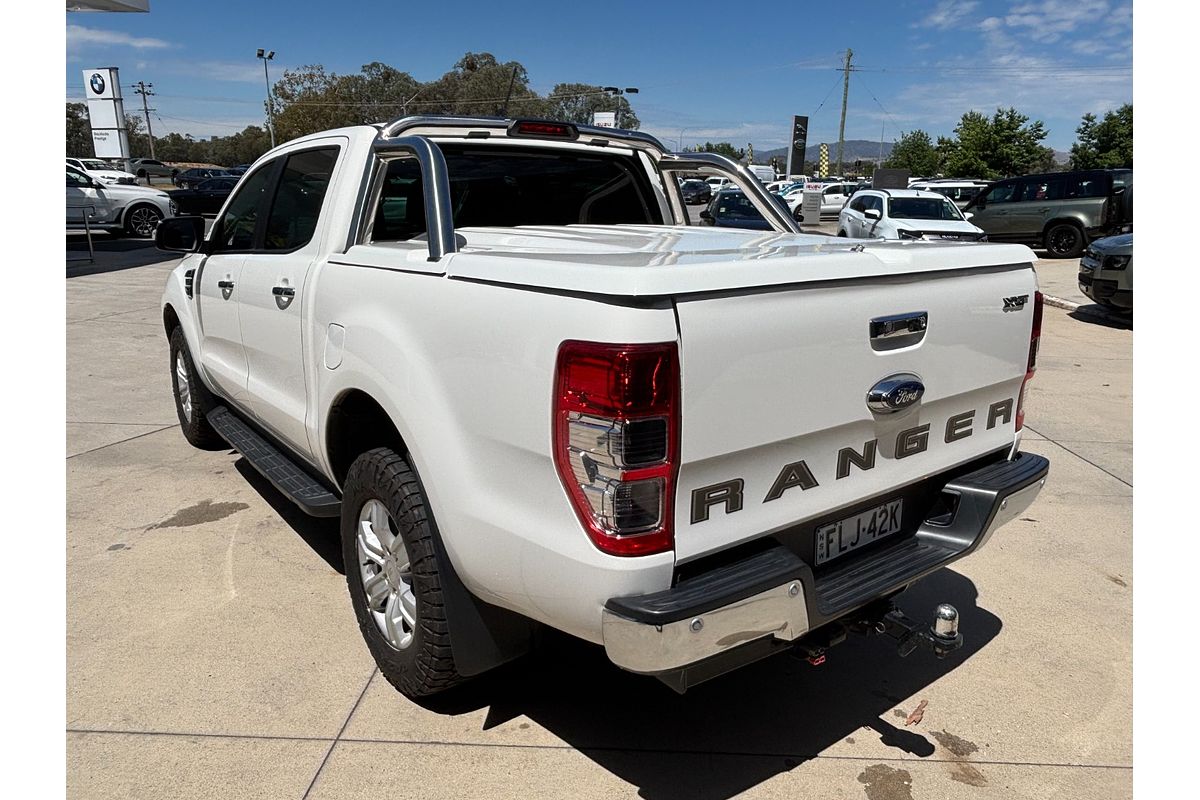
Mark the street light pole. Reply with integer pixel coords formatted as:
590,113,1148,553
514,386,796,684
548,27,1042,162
257,48,276,149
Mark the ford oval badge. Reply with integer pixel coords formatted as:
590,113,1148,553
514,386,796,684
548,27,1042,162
866,373,925,414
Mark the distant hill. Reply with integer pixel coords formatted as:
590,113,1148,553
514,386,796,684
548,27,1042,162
750,140,894,167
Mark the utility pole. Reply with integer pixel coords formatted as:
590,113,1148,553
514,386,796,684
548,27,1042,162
256,49,276,149
133,81,156,159
836,48,853,177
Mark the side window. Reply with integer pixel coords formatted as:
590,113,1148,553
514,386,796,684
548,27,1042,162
213,162,277,252
371,158,426,242
1065,174,1105,198
66,167,91,187
849,195,867,213
263,147,339,251
985,182,1016,204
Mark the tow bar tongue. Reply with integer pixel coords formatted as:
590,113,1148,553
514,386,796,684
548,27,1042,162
793,601,964,665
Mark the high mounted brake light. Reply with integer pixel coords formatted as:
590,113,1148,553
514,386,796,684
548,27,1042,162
1015,290,1043,432
553,341,679,556
509,120,579,140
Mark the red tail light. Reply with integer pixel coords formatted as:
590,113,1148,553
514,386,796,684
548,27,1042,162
1015,291,1043,432
553,341,679,556
510,120,579,140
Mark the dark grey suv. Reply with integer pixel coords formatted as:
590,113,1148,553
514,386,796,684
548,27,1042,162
962,169,1131,258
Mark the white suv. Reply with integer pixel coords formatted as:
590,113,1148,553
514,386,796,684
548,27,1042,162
66,157,137,186
837,189,985,241
67,164,175,237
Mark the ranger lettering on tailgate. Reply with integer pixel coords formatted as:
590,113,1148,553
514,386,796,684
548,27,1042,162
690,398,1014,524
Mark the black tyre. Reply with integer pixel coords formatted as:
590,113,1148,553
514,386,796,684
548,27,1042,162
793,208,804,222
168,326,225,449
837,229,848,237
125,203,163,238
341,448,466,698
136,169,147,179
1044,223,1085,258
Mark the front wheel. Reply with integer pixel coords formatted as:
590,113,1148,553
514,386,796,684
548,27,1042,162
168,327,224,449
341,448,466,698
125,204,163,238
1044,223,1085,258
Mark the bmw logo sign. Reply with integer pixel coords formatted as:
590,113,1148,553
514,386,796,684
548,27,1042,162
90,73,106,95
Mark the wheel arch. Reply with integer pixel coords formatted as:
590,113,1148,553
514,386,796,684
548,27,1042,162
1040,215,1087,238
325,388,409,489
163,303,181,337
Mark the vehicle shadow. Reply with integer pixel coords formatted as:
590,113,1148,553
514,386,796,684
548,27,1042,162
233,458,344,574
1069,305,1132,330
423,568,998,800
66,235,177,277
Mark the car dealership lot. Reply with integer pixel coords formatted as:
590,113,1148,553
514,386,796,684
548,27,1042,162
66,252,1130,799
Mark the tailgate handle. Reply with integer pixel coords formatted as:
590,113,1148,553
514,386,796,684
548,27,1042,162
870,311,928,342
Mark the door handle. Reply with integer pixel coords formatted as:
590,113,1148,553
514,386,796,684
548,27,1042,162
217,280,235,289
272,285,296,310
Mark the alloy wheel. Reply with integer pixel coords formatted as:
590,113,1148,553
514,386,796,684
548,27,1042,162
357,499,418,650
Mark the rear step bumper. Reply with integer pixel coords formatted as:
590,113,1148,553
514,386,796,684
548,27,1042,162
207,406,341,517
602,452,1048,676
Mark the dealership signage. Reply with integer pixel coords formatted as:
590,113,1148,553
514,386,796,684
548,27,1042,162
785,115,809,178
82,67,131,160
592,111,616,128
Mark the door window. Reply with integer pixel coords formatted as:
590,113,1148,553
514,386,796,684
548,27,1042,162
66,167,91,187
1065,174,1107,198
212,163,277,252
263,148,339,251
983,183,1016,204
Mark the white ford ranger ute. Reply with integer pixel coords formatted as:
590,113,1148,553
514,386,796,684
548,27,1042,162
157,116,1049,697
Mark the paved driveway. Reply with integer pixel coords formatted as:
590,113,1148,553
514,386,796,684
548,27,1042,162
66,256,1131,799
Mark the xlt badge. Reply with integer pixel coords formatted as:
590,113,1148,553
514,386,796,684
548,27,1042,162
1003,294,1029,312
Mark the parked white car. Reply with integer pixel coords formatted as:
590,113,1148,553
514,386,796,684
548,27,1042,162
705,176,734,194
782,182,860,220
908,180,989,209
67,164,175,237
67,157,137,186
838,189,986,241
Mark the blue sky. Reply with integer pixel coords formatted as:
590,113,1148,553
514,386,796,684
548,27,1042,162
64,0,1132,152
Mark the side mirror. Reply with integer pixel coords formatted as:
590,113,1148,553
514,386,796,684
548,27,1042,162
155,216,205,253
864,208,882,221
699,209,713,224
963,212,974,220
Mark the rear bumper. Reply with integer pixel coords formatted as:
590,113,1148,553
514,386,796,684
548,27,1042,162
602,451,1048,675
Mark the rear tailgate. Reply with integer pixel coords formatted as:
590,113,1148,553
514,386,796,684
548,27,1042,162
673,258,1037,563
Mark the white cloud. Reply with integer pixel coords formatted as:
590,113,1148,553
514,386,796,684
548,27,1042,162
918,0,981,30
66,23,171,50
1003,0,1117,44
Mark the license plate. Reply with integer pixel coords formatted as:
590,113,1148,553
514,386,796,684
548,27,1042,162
814,499,904,566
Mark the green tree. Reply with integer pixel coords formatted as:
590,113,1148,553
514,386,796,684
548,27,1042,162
544,83,639,129
696,142,746,161
67,103,94,157
1070,104,1132,169
884,130,939,175
937,108,1054,179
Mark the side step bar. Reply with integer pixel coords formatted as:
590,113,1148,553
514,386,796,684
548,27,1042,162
207,406,341,517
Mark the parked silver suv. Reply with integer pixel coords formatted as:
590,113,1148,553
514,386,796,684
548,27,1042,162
962,169,1131,258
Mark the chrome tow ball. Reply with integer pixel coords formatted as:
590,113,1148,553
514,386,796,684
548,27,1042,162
880,603,965,659
929,604,963,658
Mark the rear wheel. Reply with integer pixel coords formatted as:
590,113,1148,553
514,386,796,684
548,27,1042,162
341,447,466,698
1044,223,1085,258
837,229,848,237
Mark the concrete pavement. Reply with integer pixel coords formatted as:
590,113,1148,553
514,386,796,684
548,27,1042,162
66,255,1131,799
